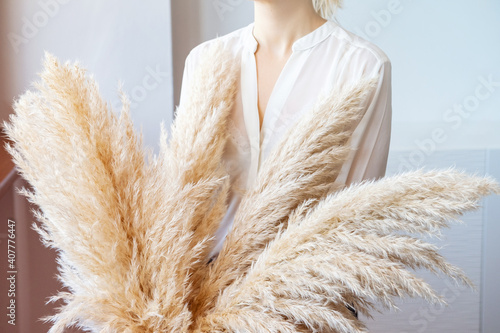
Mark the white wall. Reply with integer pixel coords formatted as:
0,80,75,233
198,0,254,41
5,0,173,154
336,0,500,152
170,1,500,332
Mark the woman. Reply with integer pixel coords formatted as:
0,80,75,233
180,0,392,319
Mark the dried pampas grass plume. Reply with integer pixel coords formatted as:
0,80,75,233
189,75,379,320
3,39,499,332
196,168,498,333
3,39,239,332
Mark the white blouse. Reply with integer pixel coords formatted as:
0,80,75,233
179,19,392,259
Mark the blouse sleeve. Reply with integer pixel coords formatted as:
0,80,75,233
338,59,392,187
178,50,195,110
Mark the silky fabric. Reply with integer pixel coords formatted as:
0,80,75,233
179,20,392,260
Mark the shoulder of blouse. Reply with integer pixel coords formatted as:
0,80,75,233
179,24,250,107
329,21,391,68
184,23,251,69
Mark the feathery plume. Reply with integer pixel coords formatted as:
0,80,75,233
2,39,239,332
194,168,499,332
3,40,499,332
190,75,380,320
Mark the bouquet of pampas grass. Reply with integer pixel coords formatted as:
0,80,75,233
3,40,499,333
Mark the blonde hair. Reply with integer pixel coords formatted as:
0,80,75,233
313,0,343,19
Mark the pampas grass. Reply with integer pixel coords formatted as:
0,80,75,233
196,168,497,333
3,39,499,332
3,39,238,332
189,74,379,320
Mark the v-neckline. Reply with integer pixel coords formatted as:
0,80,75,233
254,51,294,135
241,20,335,188
250,20,330,136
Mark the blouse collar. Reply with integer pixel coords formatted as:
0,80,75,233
242,19,338,53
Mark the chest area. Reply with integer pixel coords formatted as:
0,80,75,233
254,50,292,130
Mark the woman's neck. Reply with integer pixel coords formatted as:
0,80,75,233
253,0,327,56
